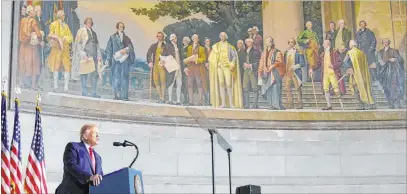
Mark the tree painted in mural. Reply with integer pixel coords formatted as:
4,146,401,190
131,1,263,44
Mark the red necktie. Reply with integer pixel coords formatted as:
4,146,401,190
89,147,96,173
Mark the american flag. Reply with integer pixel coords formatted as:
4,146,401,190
1,92,11,194
23,106,48,194
10,99,23,194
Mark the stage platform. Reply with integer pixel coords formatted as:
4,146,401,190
14,90,406,130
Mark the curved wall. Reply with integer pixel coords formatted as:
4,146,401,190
6,111,406,193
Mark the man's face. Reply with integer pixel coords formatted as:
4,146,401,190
245,41,253,48
171,37,177,44
193,36,199,44
323,40,330,49
253,29,258,35
306,22,313,30
29,10,35,17
85,20,93,28
237,42,243,49
21,8,26,16
266,39,273,47
329,23,335,30
182,40,189,46
59,13,65,21
156,33,164,41
288,39,295,48
359,22,366,29
248,30,253,36
220,34,226,41
36,9,42,16
383,40,390,47
86,127,99,147
339,21,345,29
205,39,210,46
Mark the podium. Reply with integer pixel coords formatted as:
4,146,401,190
89,167,144,194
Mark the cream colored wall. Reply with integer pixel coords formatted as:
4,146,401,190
262,1,304,51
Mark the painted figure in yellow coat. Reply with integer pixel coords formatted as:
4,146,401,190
47,10,73,92
208,32,243,108
343,40,376,110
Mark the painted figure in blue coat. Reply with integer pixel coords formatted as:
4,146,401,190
284,38,305,109
105,22,135,100
56,124,103,194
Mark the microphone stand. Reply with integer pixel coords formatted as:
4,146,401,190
208,129,215,194
124,140,139,168
227,148,232,194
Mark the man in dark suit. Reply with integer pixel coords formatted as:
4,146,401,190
242,38,261,109
105,22,135,101
56,124,103,194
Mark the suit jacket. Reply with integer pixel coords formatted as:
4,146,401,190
56,142,103,194
162,42,182,87
332,28,352,49
243,47,261,75
284,48,305,80
315,49,346,95
105,31,135,66
146,41,167,88
186,43,206,66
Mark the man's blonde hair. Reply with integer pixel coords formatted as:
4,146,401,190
80,124,97,141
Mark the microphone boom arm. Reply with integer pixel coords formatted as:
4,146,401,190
124,140,139,168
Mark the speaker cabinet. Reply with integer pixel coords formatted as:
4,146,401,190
235,184,261,194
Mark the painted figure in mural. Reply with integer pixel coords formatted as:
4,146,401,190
242,38,261,109
208,32,243,108
236,39,246,85
356,20,378,86
311,40,346,110
343,40,376,110
72,17,102,98
325,21,336,43
247,28,253,39
252,26,263,52
258,37,285,110
147,32,167,103
162,34,182,105
18,5,43,90
181,36,191,105
34,5,46,87
105,22,135,101
297,21,319,82
184,34,206,105
332,19,352,51
284,38,305,109
47,10,73,92
203,37,212,106
199,37,209,106
373,38,405,109
20,5,27,18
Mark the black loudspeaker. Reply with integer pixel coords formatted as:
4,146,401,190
235,184,261,194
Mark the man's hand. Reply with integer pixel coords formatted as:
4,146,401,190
308,68,313,76
370,63,377,69
339,45,346,53
346,68,354,75
160,60,165,66
205,63,209,69
184,68,189,75
148,62,153,68
83,56,89,60
120,49,127,55
229,63,235,71
97,56,102,62
89,174,102,186
268,65,275,71
389,58,396,62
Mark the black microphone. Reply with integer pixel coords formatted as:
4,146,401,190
113,140,139,168
112,141,132,147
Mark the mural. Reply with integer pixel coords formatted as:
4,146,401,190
10,0,407,111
